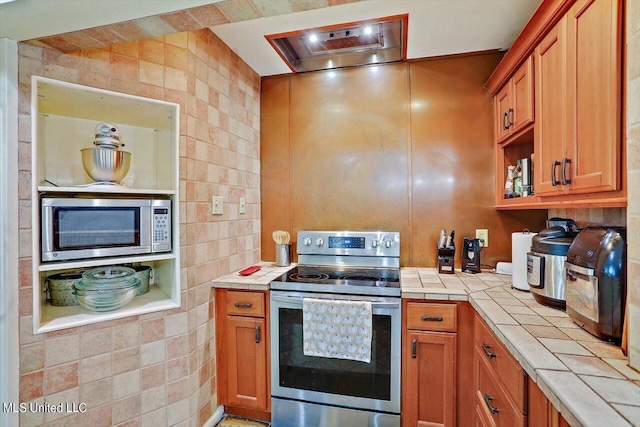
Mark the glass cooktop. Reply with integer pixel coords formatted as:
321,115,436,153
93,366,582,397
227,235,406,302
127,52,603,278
270,265,401,297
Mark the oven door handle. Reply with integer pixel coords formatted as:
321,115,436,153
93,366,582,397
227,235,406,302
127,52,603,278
270,294,400,309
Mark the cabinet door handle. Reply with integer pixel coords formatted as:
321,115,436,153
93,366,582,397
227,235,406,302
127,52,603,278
235,302,252,308
508,108,514,128
411,339,417,359
421,315,443,322
482,343,496,359
483,394,500,414
255,325,261,343
503,111,509,130
551,160,561,186
561,157,572,185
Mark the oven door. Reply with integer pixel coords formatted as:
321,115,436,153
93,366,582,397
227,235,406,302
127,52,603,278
270,290,401,415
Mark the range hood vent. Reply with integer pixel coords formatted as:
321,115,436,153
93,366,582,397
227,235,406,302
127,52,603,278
266,14,407,73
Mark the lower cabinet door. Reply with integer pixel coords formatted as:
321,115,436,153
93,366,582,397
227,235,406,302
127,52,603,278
226,315,267,410
403,330,457,427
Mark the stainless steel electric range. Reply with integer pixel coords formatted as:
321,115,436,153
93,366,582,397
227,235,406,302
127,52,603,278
270,231,401,427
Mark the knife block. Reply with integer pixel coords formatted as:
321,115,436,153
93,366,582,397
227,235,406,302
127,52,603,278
437,243,455,274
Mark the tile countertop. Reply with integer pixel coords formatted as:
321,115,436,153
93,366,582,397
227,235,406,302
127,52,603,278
212,264,640,427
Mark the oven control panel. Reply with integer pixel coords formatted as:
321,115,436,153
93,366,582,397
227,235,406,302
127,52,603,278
297,231,400,257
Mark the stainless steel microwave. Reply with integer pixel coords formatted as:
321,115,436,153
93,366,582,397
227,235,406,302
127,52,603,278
41,197,171,262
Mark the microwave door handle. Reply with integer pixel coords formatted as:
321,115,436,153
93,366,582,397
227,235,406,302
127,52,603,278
270,294,399,309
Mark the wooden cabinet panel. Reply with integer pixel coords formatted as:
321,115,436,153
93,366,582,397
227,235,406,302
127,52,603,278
404,330,456,427
226,290,265,317
495,85,511,143
475,347,526,427
406,302,457,332
534,17,567,197
511,57,534,133
565,0,621,194
528,377,572,427
216,289,270,418
474,316,527,412
495,56,534,144
226,316,268,409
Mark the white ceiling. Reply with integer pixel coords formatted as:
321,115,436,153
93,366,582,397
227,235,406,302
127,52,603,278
0,0,541,77
211,0,541,76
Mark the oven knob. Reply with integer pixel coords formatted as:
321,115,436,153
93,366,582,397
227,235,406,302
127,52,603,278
303,237,312,246
315,238,324,247
372,239,380,248
384,239,393,248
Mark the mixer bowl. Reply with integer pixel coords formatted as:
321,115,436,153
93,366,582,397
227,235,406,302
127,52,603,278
81,148,131,183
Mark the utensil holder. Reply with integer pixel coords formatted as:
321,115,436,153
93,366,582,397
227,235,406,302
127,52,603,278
437,243,455,274
275,243,291,267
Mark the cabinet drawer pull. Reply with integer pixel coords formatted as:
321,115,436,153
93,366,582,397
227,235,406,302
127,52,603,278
234,302,252,308
482,343,496,359
412,339,417,359
551,160,561,186
255,325,261,343
561,157,572,185
421,315,443,322
483,394,500,414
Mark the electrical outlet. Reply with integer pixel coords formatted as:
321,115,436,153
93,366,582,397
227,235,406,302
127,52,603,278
476,229,489,247
239,197,246,214
212,195,223,215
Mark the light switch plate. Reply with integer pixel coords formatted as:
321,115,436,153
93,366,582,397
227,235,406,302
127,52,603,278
212,195,223,215
239,197,246,214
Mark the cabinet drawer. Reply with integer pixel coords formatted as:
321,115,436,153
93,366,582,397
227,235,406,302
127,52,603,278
407,302,457,332
475,347,526,427
474,316,527,412
226,291,265,317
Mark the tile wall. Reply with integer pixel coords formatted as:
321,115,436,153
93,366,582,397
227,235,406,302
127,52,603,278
626,0,640,371
17,29,260,426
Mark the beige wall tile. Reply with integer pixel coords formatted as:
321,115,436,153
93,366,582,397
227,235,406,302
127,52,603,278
45,334,80,367
44,362,79,395
80,353,112,384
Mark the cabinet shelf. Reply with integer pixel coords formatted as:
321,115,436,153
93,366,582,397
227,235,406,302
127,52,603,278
38,286,180,334
38,253,176,272
31,76,181,333
38,185,176,195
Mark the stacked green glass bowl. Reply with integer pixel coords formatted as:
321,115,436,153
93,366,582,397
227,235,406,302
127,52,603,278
73,266,141,312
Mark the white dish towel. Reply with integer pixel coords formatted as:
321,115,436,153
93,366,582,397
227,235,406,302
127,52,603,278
302,298,373,363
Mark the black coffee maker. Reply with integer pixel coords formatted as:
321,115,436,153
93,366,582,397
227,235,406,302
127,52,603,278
462,238,482,273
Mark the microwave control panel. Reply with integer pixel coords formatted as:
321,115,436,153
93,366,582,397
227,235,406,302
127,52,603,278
153,207,171,252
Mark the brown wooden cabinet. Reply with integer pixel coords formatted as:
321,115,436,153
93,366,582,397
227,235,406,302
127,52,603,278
216,289,270,419
528,377,572,427
495,56,534,144
402,302,457,427
492,0,625,209
535,0,622,197
473,314,527,427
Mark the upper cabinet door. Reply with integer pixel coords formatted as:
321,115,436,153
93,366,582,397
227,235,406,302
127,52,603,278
495,85,512,143
565,0,622,194
511,56,534,134
495,56,534,144
534,17,567,197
